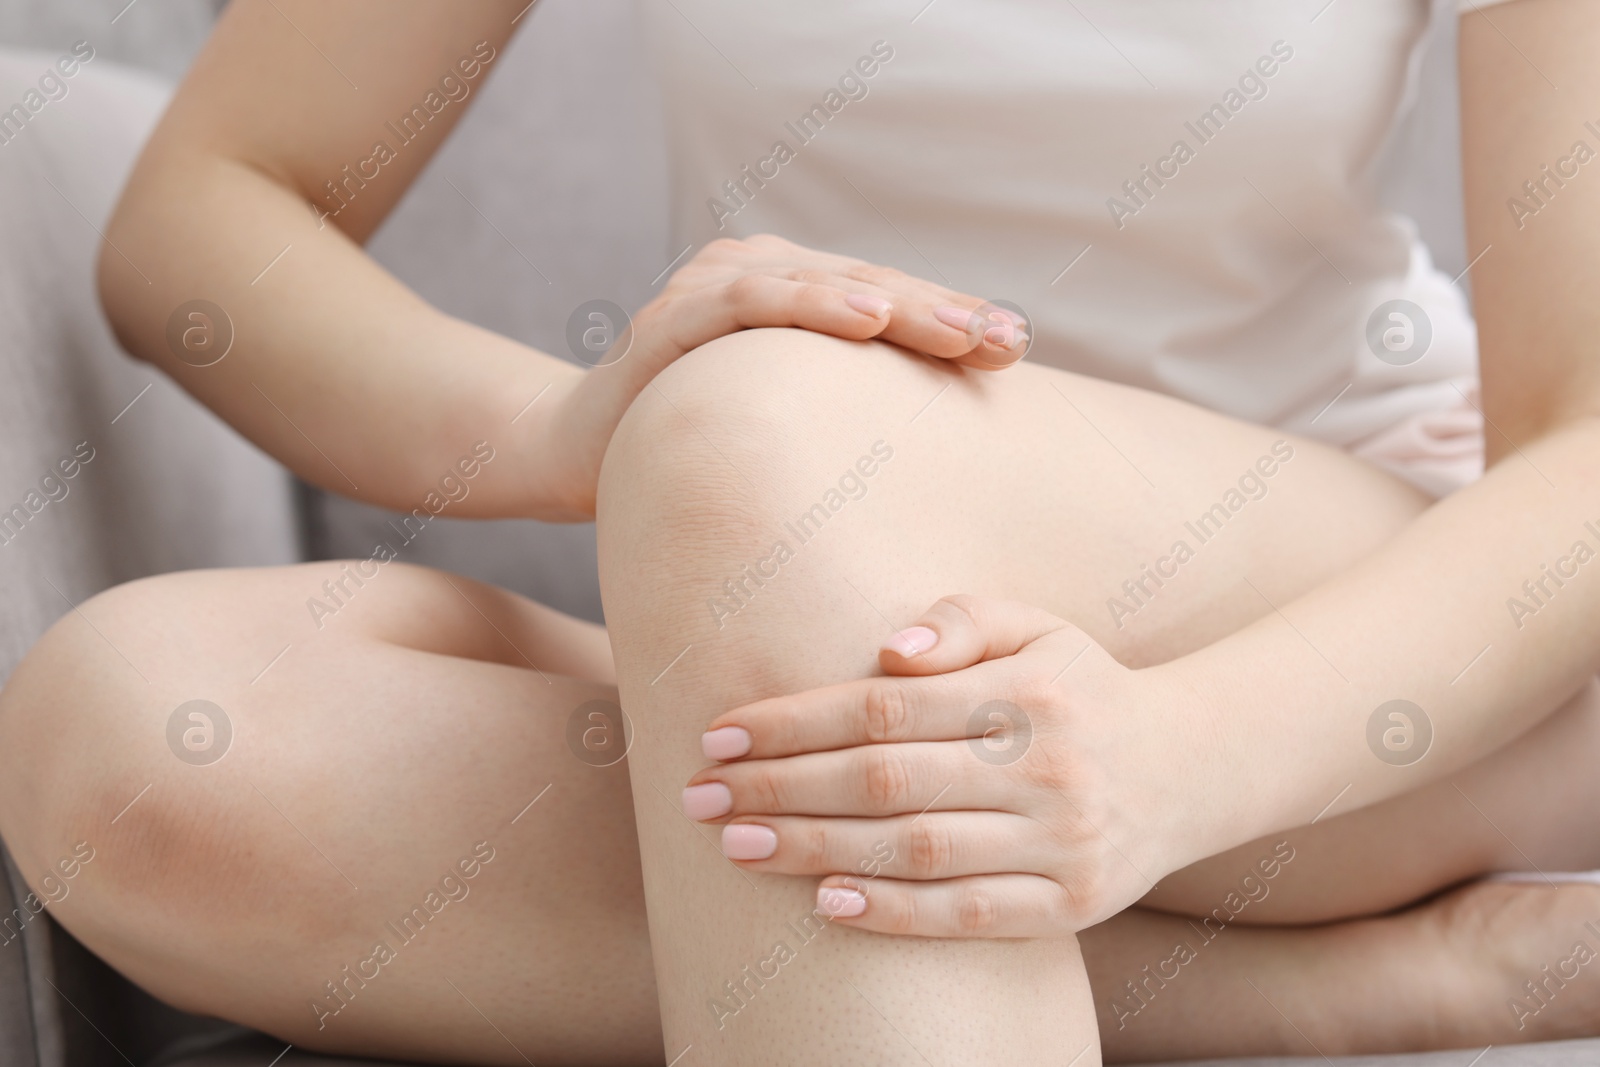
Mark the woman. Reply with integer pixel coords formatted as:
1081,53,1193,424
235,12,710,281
2,0,1598,1064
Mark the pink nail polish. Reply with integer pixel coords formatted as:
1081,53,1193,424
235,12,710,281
681,782,733,820
883,626,938,657
702,726,752,760
986,306,1027,327
933,306,977,334
722,823,778,860
984,323,1019,350
846,293,892,318
818,886,867,917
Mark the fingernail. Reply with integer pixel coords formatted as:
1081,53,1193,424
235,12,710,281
681,782,733,820
933,306,977,334
702,726,752,760
883,626,938,657
722,823,778,860
984,323,1023,351
818,886,867,917
846,293,892,318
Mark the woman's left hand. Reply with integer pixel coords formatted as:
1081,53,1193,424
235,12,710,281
682,595,1225,938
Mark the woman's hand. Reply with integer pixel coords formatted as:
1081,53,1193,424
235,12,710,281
540,235,1028,516
681,595,1221,938
640,234,1029,369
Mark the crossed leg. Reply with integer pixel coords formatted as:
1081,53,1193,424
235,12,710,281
595,328,1600,1064
0,564,662,1066
1085,675,1600,1060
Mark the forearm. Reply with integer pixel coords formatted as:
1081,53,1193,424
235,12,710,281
1171,415,1600,843
100,149,584,519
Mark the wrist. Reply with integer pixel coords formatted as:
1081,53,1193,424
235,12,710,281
1144,646,1284,857
507,368,593,520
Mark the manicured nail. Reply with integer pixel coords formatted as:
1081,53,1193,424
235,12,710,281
846,293,892,318
702,726,752,760
989,307,1027,327
681,782,732,820
722,823,778,860
984,323,1024,351
933,306,977,334
883,626,938,657
818,886,867,917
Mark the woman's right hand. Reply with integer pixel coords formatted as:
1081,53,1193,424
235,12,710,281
537,233,1030,517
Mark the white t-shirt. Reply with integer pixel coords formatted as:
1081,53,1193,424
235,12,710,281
644,0,1519,495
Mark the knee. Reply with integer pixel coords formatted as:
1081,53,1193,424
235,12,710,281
598,328,938,542
595,329,941,677
0,572,342,1014
0,571,265,844
0,575,177,864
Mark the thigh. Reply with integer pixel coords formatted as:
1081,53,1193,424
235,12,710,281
609,329,1427,673
0,563,660,1066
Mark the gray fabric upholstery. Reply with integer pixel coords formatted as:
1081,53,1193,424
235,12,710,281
0,43,296,1067
0,48,299,667
0,0,222,83
0,851,44,1067
155,1030,419,1067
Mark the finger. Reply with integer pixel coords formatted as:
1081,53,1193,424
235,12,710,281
815,873,1073,938
879,594,1071,676
938,303,1033,370
718,811,1044,880
701,672,983,760
883,299,1030,364
684,740,1013,819
676,237,1030,366
780,267,1022,366
831,264,1008,362
781,267,990,363
655,274,893,360
967,305,1033,368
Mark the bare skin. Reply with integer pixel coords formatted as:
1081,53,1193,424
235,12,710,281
10,0,1589,1062
1086,880,1600,1057
0,565,660,1065
6,336,1596,1064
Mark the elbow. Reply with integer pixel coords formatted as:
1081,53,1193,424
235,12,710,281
94,163,167,367
94,223,148,364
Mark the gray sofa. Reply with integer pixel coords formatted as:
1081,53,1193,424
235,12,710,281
1,2,1595,1065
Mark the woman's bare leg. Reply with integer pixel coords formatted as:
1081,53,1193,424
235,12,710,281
0,563,661,1066
1091,879,1600,1061
598,348,1100,1066
596,328,1600,1062
1092,678,1600,1058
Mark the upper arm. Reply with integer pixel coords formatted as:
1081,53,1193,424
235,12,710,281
139,0,525,243
1459,0,1600,455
